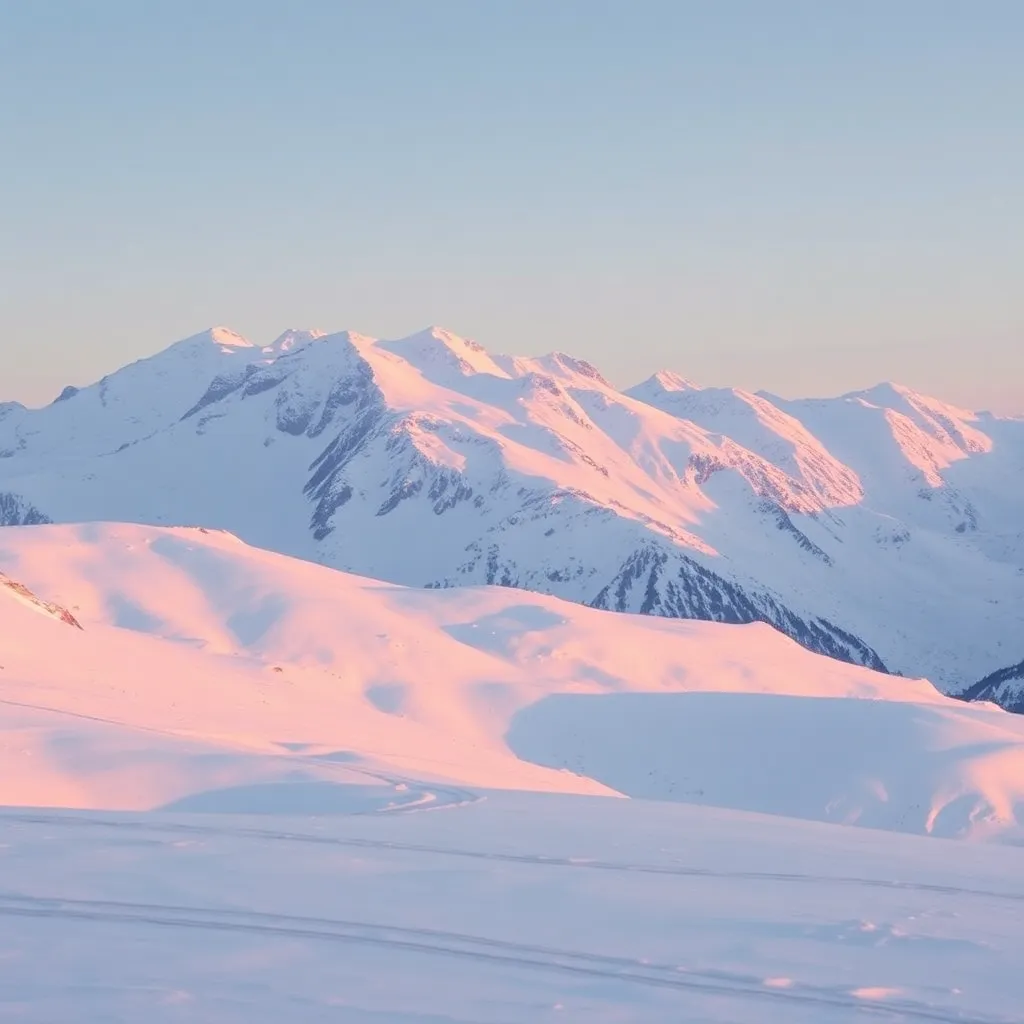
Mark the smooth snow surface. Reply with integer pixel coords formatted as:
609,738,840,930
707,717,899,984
4,522,1024,1021
2,325,1022,696
3,798,1024,1022
3,522,1024,841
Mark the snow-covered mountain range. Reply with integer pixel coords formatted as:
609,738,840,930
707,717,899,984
963,659,1024,713
2,325,1021,700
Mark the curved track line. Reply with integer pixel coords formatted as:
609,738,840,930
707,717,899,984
0,893,1012,1023
0,697,481,817
3,811,1023,904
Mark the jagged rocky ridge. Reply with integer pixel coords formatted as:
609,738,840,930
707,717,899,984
961,660,1024,713
0,571,81,628
0,492,51,526
0,325,1021,703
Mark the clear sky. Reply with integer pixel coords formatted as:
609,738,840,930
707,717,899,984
2,1,1021,412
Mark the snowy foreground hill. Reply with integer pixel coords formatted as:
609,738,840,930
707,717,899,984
3,523,1024,1021
5,521,1024,838
1,326,1022,700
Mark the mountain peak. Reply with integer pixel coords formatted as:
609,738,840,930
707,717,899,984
652,370,699,392
846,381,985,424
266,329,326,354
845,381,918,406
405,325,487,353
204,327,255,349
627,370,699,400
152,327,257,361
4,321,1020,716
379,326,509,379
541,352,610,385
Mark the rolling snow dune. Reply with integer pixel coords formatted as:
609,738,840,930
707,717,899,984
2,325,1021,699
2,521,1024,840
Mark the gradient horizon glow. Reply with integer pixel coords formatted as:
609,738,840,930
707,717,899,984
1,2,1021,413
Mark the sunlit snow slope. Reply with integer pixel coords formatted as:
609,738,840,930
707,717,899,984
2,326,1021,698
3,522,1024,840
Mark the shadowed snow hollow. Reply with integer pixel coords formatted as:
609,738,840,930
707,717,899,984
508,693,1024,839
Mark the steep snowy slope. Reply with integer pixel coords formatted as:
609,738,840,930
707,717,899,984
3,522,1024,840
766,383,1002,532
1,326,1021,697
963,659,1024,713
0,328,325,461
633,374,1024,692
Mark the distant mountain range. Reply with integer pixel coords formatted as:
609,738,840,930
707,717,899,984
2,325,1021,704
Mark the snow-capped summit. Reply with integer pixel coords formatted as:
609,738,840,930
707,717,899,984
1,324,1021,704
844,380,994,459
378,326,512,383
629,369,700,396
175,325,256,351
627,378,865,509
264,328,326,354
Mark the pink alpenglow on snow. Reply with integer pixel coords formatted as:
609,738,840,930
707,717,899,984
2,325,1021,703
2,522,1024,1022
2,521,1024,841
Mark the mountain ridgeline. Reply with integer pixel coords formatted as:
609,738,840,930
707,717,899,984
1,326,1021,705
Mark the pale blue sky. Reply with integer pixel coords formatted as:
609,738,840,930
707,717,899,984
1,1,1021,411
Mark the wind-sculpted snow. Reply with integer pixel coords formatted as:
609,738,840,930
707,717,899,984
508,691,1024,838
3,522,1024,842
1,324,1021,700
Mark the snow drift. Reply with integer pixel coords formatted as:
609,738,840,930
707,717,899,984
2,522,1024,840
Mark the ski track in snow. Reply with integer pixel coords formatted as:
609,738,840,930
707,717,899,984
1,330,1023,1020
4,810,1024,905
0,893,1011,1023
0,695,483,817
